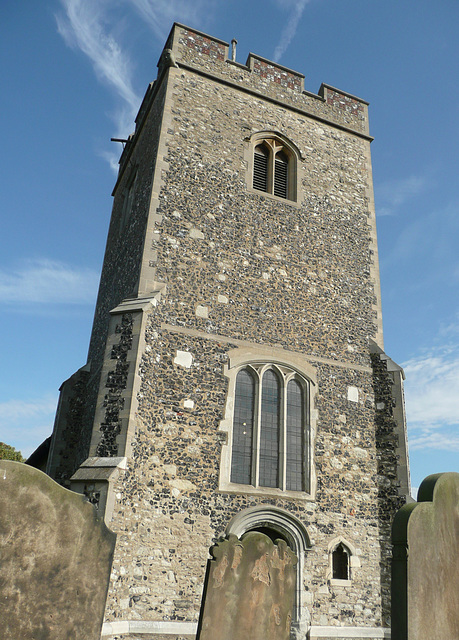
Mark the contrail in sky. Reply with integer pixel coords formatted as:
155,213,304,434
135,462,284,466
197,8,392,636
273,0,310,62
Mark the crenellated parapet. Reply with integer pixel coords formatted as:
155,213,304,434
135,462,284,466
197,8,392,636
166,23,370,137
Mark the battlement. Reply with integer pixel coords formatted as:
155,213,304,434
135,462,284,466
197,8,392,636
122,23,371,173
174,24,306,92
164,23,370,137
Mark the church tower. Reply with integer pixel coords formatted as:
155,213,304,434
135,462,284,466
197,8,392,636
46,23,410,640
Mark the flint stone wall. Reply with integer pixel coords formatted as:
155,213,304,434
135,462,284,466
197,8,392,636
103,326,402,629
100,25,401,630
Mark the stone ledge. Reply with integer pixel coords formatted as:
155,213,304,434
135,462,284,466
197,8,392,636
110,292,165,315
71,457,127,482
308,627,390,639
101,620,198,637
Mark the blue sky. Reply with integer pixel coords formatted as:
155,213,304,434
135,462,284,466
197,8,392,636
1,0,458,494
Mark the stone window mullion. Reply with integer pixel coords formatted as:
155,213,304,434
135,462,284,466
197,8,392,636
280,376,287,491
252,370,262,487
267,146,275,194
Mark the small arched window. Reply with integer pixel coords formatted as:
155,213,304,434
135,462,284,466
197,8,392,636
252,136,296,201
327,537,359,584
332,543,349,580
230,364,309,492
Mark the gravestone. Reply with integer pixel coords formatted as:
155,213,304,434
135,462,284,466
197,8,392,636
198,531,297,640
0,460,116,640
391,472,459,640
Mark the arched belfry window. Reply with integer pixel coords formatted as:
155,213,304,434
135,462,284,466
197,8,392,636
253,143,269,193
251,135,297,201
274,150,289,198
230,364,310,493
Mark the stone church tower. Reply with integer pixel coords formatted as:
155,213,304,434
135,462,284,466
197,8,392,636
45,23,410,640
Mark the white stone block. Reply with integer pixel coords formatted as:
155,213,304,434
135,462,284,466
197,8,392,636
347,386,359,402
174,350,193,368
189,228,204,239
163,464,177,476
169,478,196,492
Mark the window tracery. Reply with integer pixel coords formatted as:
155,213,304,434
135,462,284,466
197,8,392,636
230,364,310,493
251,134,298,201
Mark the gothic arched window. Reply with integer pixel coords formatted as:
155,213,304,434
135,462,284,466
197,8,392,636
230,365,309,492
252,136,296,201
327,537,359,584
332,543,349,580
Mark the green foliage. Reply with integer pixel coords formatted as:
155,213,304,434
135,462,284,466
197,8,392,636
0,442,24,462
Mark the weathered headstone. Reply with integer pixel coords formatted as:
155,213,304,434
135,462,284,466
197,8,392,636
198,531,297,640
392,472,459,640
0,460,116,640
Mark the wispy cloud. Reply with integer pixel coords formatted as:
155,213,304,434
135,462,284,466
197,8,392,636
403,339,459,453
0,259,99,305
56,0,139,111
0,396,58,458
128,0,216,41
0,397,58,427
273,0,310,62
375,174,428,217
56,0,217,170
409,429,459,452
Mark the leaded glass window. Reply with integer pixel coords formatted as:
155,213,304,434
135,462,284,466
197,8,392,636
259,370,280,488
286,379,305,491
231,369,255,484
230,364,309,492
